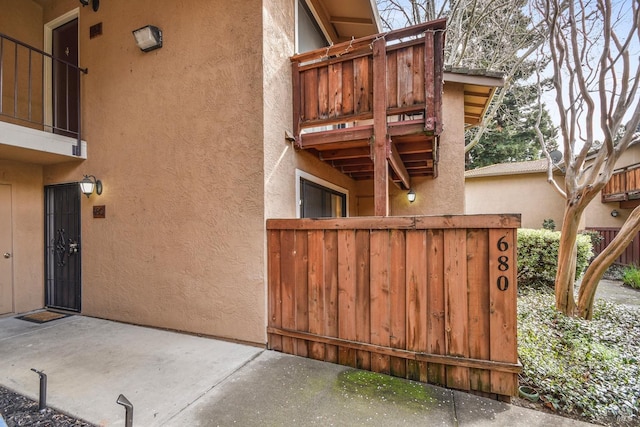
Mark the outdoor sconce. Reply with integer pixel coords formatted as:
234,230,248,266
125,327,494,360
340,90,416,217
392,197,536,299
611,209,619,217
79,0,99,11
80,175,102,198
407,188,416,203
133,25,163,52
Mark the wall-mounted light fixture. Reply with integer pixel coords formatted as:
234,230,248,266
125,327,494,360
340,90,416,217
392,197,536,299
133,25,163,52
611,209,619,217
79,0,99,12
80,175,103,198
407,188,416,203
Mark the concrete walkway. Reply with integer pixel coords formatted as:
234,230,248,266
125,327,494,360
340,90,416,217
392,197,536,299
0,314,593,426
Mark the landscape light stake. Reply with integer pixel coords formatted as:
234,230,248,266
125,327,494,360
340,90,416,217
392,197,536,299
30,368,47,411
116,394,134,427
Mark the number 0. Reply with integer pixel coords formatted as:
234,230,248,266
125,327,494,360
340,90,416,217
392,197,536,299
497,276,509,291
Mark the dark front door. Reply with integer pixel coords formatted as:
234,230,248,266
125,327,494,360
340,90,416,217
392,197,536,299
45,183,81,311
52,19,79,137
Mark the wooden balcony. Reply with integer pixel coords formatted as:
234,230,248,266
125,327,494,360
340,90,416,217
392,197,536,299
291,20,446,203
602,163,640,207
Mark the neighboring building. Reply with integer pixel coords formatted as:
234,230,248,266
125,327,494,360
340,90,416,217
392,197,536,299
465,144,640,263
1,0,502,345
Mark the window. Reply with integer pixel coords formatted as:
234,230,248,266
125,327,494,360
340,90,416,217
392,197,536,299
296,171,348,218
296,0,328,53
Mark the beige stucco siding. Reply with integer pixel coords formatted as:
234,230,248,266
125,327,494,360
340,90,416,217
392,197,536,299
465,173,566,229
41,0,267,344
0,161,44,313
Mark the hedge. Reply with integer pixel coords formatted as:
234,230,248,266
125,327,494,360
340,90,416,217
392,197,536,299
517,229,593,289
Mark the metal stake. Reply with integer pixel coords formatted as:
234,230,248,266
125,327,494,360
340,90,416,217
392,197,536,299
116,394,133,427
30,368,47,411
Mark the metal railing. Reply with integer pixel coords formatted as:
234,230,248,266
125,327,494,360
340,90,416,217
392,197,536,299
0,32,87,155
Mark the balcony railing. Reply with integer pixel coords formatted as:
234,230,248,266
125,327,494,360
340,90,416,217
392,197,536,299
601,163,640,203
0,32,87,155
290,20,446,186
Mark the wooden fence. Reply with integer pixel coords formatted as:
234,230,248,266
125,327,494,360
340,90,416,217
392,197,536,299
587,227,640,266
267,215,522,400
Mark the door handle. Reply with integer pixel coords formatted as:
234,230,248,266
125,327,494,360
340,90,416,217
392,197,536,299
3,252,10,259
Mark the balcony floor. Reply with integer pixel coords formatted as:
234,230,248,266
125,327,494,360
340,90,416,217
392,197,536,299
0,121,86,165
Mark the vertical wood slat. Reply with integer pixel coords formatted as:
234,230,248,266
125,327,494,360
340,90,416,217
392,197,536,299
406,230,427,381
444,229,470,391
489,228,518,396
397,47,414,107
328,62,343,118
291,63,302,138
338,229,357,367
370,230,391,374
355,230,371,370
318,66,329,119
386,50,398,110
412,45,425,105
324,230,339,363
427,229,446,385
353,56,372,115
423,31,435,131
280,230,296,355
433,30,444,134
266,217,521,400
342,60,354,116
389,230,406,378
308,230,325,361
303,68,319,121
467,229,491,393
295,231,309,358
267,230,282,352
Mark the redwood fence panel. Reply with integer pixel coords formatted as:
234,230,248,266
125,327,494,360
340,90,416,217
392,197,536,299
267,215,522,400
587,227,640,266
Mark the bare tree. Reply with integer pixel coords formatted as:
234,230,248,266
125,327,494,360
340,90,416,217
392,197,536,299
377,0,546,152
534,0,640,317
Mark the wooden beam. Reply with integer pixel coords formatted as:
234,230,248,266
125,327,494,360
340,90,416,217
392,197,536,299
424,30,435,132
329,16,373,25
319,147,371,160
388,144,411,189
267,327,522,374
372,38,389,216
291,19,447,64
292,62,302,140
299,125,373,147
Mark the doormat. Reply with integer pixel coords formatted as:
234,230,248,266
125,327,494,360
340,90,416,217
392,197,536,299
17,311,71,324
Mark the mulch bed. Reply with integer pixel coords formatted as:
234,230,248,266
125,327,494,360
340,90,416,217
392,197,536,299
0,386,95,427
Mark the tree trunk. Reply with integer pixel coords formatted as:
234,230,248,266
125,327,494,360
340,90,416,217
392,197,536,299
577,205,640,319
555,207,582,315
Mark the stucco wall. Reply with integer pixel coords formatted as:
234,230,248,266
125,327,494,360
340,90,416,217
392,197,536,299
0,161,44,313
263,0,361,220
465,173,566,230
41,0,267,344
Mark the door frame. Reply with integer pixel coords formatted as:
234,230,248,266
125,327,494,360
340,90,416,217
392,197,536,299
43,8,80,132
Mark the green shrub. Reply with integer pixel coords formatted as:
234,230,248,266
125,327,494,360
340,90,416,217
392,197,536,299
542,218,556,230
517,229,593,289
622,265,640,289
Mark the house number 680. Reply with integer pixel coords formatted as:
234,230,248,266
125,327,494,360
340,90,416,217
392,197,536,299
496,236,510,291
